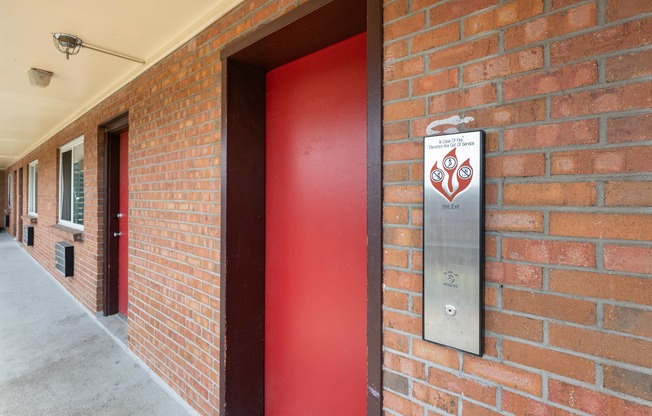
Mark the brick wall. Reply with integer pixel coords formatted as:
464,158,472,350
3,0,651,415
5,120,105,312
3,43,223,416
383,0,652,414
122,22,223,415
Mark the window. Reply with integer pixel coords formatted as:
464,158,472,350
6,173,11,209
28,161,38,215
59,136,84,228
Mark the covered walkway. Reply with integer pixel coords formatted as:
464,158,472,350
0,232,195,416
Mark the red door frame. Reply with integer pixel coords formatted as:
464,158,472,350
219,0,382,414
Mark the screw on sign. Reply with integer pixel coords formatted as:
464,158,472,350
429,148,473,203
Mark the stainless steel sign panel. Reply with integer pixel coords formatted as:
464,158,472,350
423,130,484,355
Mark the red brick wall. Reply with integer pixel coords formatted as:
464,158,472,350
3,0,651,415
122,25,222,416
383,0,652,414
6,121,105,312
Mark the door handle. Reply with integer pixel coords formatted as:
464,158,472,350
113,232,122,237
117,213,124,218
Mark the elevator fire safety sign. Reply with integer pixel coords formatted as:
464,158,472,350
423,130,484,356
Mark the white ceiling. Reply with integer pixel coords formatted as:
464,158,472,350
0,0,243,170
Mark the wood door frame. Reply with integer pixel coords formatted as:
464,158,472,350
219,0,382,414
101,112,129,317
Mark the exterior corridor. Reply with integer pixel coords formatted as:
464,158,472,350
0,232,194,416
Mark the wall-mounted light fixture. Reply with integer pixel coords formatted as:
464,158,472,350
27,68,53,87
52,33,145,64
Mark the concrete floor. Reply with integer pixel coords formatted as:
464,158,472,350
0,231,196,416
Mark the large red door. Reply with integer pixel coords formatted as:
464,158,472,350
118,130,129,316
265,33,367,415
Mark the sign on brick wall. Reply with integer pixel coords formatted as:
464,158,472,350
423,130,484,356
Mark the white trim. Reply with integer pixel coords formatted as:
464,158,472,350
59,135,84,152
58,135,85,229
28,160,38,216
57,219,84,231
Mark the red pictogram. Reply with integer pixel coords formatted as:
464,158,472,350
429,148,473,202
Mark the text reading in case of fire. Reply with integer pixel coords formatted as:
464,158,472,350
429,136,476,150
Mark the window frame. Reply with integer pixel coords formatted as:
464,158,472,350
28,160,38,216
58,135,85,230
6,173,11,209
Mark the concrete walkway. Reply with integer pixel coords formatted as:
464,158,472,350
0,232,195,416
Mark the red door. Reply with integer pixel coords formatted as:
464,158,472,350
265,33,367,415
118,130,129,316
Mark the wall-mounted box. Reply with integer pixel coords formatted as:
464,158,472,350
55,241,74,277
423,131,484,356
23,225,34,246
4,214,8,228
